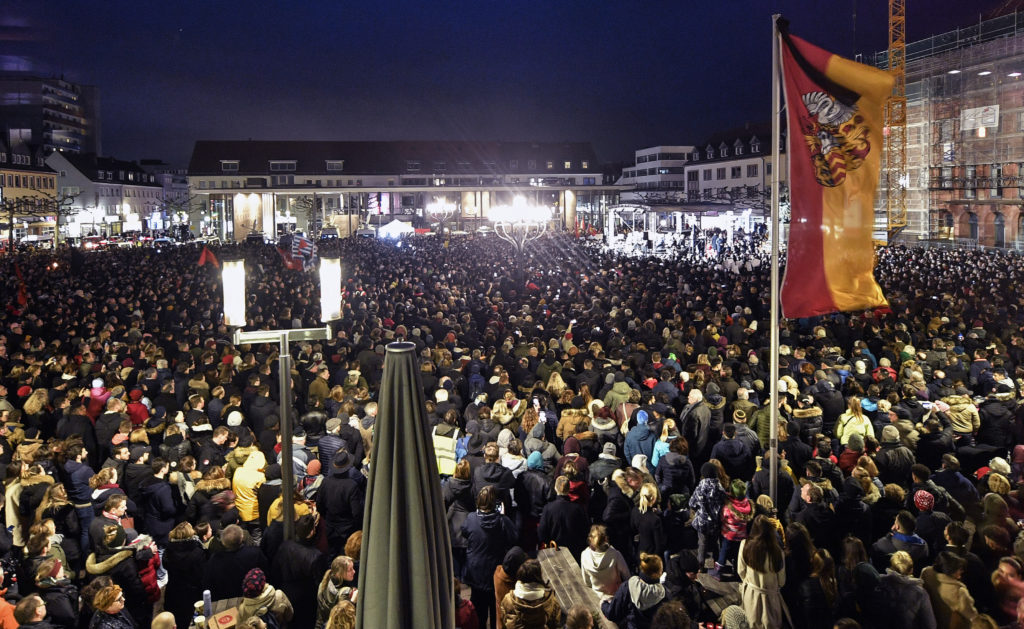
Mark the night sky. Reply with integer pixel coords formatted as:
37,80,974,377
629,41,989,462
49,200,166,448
2,1,1010,167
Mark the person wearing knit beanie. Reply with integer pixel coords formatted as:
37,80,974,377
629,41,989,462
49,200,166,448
913,490,934,512
242,568,267,598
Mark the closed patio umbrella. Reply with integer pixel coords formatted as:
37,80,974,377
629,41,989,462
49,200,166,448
356,342,454,629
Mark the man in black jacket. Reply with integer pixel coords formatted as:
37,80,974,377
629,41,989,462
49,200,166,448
272,514,328,629
315,451,365,557
794,483,838,555
139,458,177,547
202,524,268,601
537,476,589,557
471,443,515,514
871,509,930,575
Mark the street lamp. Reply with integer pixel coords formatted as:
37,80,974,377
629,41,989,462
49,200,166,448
220,255,342,539
426,198,456,238
491,196,551,284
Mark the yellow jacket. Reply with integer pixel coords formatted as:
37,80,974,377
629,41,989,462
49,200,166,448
232,450,266,522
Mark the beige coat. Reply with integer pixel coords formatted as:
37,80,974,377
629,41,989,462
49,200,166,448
921,566,978,629
737,540,790,629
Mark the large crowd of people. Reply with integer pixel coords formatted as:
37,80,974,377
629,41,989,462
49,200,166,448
0,231,1023,629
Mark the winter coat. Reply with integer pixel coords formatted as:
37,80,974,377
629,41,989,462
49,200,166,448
601,574,665,629
879,569,937,629
514,469,552,520
472,462,516,513
162,537,206,628
19,473,54,521
623,424,656,472
942,395,980,434
316,464,366,545
792,405,824,447
580,545,630,599
835,412,875,446
721,496,753,542
315,573,355,629
921,567,978,629
272,539,329,629
872,532,929,576
232,450,266,523
461,510,517,591
202,544,268,601
237,584,294,627
443,477,476,549
875,442,916,487
738,539,790,629
631,507,666,558
499,582,562,629
603,382,634,413
85,546,150,626
710,437,754,481
185,477,232,531
689,477,726,535
40,503,81,568
138,476,177,544
603,482,636,566
977,397,1015,450
680,401,711,460
654,451,695,498
538,496,589,557
36,579,78,629
87,611,135,629
0,588,15,629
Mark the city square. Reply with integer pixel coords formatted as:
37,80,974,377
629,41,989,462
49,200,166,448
1,2,1023,629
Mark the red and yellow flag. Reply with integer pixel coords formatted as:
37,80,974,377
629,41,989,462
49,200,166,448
779,26,892,318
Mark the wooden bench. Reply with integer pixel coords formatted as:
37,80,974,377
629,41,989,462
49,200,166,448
538,546,618,629
696,573,742,618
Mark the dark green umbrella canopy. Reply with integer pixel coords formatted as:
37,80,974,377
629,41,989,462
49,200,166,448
356,342,454,629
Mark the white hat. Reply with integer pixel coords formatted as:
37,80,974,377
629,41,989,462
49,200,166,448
92,378,104,389
226,411,244,427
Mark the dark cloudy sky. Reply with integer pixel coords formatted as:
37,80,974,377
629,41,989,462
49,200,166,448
2,0,1008,166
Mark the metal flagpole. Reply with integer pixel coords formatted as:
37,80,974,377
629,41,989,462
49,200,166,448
769,14,783,505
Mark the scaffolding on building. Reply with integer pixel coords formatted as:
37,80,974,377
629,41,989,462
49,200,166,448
884,0,908,239
862,10,1024,246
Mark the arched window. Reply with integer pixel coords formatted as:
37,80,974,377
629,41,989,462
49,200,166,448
994,212,1005,248
968,212,979,241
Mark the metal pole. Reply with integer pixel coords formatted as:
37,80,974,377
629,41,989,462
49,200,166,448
278,337,295,541
769,14,783,506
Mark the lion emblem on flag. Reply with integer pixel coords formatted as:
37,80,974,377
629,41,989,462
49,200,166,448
799,91,871,187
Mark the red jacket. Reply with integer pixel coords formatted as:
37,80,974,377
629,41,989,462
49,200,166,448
721,497,753,541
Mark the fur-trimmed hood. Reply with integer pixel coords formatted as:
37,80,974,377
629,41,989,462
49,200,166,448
195,477,231,493
86,550,133,575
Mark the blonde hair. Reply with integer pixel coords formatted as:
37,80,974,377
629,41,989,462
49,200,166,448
890,550,913,576
638,483,659,514
22,390,47,416
326,600,356,629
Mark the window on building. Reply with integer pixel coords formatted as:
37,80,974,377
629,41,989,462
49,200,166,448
688,171,699,182
434,161,447,172
564,161,572,169
717,168,726,180
735,146,744,155
269,161,296,172
766,163,772,175
199,181,208,189
582,161,589,169
751,141,760,153
527,160,537,170
326,160,344,171
220,161,239,172
546,161,554,169
406,160,421,172
747,164,758,177
731,167,742,178
703,169,712,181
509,160,518,169
706,149,714,159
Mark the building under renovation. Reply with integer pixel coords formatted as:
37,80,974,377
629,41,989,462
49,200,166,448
865,11,1024,247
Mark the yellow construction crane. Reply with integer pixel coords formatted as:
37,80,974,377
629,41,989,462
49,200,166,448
884,0,907,239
